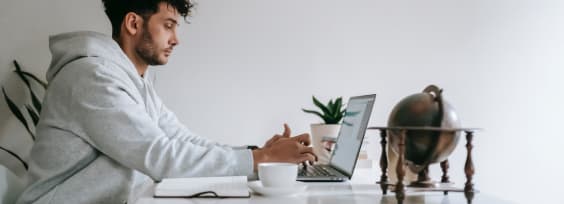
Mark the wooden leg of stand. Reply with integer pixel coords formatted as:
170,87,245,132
441,159,450,183
379,130,389,195
416,165,430,183
441,159,450,195
395,130,406,204
464,131,475,204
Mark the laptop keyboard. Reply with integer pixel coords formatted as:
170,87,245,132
298,165,337,177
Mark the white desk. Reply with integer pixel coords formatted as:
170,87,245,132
134,181,515,204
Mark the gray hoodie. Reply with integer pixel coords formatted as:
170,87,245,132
16,31,254,204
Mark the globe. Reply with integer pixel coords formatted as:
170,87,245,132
387,85,461,174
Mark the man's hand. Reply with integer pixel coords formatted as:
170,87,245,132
263,124,312,148
252,124,316,171
263,124,291,148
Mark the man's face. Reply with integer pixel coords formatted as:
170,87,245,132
135,3,180,65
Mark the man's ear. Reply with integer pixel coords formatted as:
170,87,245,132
122,12,144,36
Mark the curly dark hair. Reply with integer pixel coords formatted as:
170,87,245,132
101,0,194,37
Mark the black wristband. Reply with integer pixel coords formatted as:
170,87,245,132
246,145,259,150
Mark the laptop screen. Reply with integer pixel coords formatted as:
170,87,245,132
329,94,375,177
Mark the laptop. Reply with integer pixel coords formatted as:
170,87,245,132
298,94,376,182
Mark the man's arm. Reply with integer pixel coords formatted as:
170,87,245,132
66,64,253,180
252,124,317,170
156,100,317,171
157,101,264,151
157,103,229,148
251,135,315,170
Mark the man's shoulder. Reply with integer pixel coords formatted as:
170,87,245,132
57,56,129,82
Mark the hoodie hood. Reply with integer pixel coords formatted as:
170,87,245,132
47,31,135,82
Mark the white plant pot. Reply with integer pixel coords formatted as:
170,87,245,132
309,124,341,164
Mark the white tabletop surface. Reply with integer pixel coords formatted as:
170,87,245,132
133,180,515,204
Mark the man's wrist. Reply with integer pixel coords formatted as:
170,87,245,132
246,145,259,150
251,148,268,172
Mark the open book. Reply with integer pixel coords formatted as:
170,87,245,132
154,176,250,198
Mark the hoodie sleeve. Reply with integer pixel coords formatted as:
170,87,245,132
67,61,254,181
157,103,231,148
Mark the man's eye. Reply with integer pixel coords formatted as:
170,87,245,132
166,24,173,29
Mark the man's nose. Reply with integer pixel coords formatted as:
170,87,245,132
170,32,179,46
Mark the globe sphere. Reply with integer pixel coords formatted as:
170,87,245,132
388,85,461,174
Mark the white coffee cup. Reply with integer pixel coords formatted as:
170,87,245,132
258,162,298,188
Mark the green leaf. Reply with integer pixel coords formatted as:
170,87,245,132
330,105,339,119
3,88,28,127
333,110,346,124
331,111,341,122
0,146,28,170
327,99,334,116
13,61,43,113
320,115,330,124
25,105,40,126
302,109,324,119
21,71,47,89
324,116,339,124
327,98,341,122
326,97,338,119
13,60,31,88
305,96,347,124
312,96,331,116
30,91,42,113
2,88,35,141
334,97,342,113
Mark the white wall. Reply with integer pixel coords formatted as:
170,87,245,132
1,0,563,203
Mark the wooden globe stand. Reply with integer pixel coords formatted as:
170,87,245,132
368,126,481,204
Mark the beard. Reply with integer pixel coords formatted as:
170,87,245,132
135,23,166,66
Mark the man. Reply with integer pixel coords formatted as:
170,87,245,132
16,0,315,203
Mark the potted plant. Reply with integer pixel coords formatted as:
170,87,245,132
302,96,345,164
1,60,46,175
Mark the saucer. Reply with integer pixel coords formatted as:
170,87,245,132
247,181,307,197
